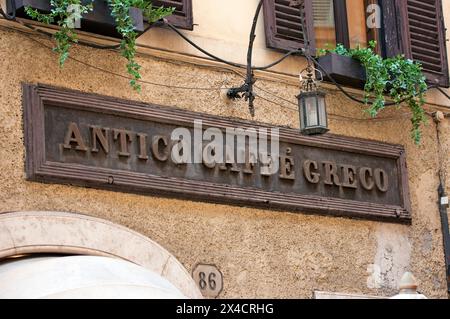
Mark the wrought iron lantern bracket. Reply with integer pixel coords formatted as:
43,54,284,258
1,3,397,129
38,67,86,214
227,0,307,118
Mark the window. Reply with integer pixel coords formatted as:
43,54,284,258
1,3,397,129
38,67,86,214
262,0,316,52
313,0,337,49
263,0,449,87
382,0,449,87
262,0,372,52
152,0,193,30
313,0,374,50
8,0,194,34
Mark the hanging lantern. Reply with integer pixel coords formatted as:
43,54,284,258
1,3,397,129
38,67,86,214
297,66,329,135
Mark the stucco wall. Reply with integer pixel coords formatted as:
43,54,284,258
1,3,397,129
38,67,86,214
0,24,449,298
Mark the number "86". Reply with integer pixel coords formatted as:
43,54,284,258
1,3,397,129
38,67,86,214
192,264,223,297
198,271,217,290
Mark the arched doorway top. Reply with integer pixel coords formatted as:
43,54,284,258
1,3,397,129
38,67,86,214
0,211,202,299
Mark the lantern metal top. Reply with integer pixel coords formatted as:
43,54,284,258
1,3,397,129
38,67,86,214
299,64,323,93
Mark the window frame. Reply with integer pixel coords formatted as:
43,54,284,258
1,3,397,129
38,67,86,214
333,0,350,48
262,0,316,52
151,0,194,30
262,0,350,52
381,0,449,87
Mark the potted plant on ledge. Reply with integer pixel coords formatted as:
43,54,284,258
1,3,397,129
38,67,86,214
317,41,428,144
7,0,174,91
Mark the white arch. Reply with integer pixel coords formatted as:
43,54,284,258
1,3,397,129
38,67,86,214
0,255,188,299
0,211,202,299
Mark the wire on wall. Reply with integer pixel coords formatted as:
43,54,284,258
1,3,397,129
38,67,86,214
0,23,445,124
11,26,228,91
166,2,450,110
0,1,449,115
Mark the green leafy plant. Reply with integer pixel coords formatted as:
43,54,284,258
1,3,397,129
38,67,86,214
107,0,174,91
319,41,428,144
25,0,174,91
26,0,94,66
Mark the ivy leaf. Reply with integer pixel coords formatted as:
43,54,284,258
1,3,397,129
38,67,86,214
108,0,175,91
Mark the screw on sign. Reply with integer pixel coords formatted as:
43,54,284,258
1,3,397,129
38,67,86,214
192,264,223,298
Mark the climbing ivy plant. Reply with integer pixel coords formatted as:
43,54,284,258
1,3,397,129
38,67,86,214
107,0,174,91
26,0,94,66
25,0,174,92
319,41,428,144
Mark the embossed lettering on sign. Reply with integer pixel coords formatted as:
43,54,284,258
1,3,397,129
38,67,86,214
59,122,393,194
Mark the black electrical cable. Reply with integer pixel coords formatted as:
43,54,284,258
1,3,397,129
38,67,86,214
436,86,450,100
118,12,450,107
166,23,246,69
297,0,310,57
141,19,165,33
311,55,440,107
15,28,229,91
2,23,446,122
253,49,304,71
293,1,445,108
245,0,264,116
254,91,416,122
166,21,304,72
21,20,121,49
1,1,449,107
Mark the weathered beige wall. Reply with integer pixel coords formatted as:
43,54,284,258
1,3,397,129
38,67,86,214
139,0,307,76
0,24,448,298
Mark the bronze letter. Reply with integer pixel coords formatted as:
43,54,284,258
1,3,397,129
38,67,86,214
341,165,358,189
359,167,375,190
219,145,240,173
202,144,217,169
219,162,241,173
90,126,109,154
243,149,255,175
151,135,169,162
374,168,389,192
323,161,341,186
63,122,87,151
303,160,320,184
113,129,132,157
137,133,148,160
279,148,295,180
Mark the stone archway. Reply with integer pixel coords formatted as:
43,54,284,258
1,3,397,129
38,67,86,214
0,211,202,299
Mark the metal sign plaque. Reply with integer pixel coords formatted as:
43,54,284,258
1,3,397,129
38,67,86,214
23,84,411,222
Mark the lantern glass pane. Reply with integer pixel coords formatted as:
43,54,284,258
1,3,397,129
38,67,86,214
305,96,318,127
318,95,327,126
300,99,306,130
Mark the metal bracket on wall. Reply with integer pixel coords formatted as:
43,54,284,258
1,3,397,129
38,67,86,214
226,80,256,116
226,0,263,118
